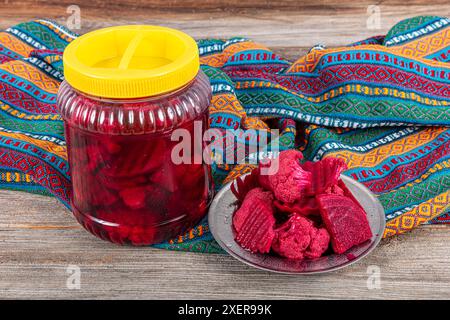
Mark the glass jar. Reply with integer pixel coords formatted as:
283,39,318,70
57,26,213,245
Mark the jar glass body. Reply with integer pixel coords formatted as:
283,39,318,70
57,71,213,245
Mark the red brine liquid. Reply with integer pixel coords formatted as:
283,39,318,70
58,72,213,245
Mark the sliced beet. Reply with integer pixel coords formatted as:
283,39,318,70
337,179,365,210
233,188,275,253
231,167,261,205
119,187,147,210
233,187,273,234
274,195,320,217
235,211,276,254
317,194,372,254
302,157,348,194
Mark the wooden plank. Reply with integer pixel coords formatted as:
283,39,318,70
0,189,449,299
1,2,449,48
1,0,449,299
8,0,450,11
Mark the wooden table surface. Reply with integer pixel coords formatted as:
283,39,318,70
1,0,449,299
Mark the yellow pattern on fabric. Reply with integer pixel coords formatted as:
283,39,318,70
327,128,447,168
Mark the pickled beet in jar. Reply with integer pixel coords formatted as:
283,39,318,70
57,25,213,245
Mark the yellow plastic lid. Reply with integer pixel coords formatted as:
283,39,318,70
63,25,200,98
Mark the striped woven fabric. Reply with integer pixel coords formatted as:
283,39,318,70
0,16,449,253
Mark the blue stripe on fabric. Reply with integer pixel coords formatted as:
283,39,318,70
385,168,450,215
308,128,418,161
27,21,70,48
0,69,57,103
0,138,69,180
0,106,63,127
0,44,22,59
243,102,450,127
23,57,64,82
7,26,49,49
384,17,447,46
287,50,450,84
224,49,290,66
311,128,419,161
0,127,65,146
0,182,48,192
232,78,450,102
350,151,450,184
0,134,68,170
347,132,450,180
236,87,450,112
425,46,450,61
365,155,450,196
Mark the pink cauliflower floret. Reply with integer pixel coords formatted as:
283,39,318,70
305,227,330,259
272,215,312,259
259,150,312,204
272,214,330,260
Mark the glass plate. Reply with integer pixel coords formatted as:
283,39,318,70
208,175,386,274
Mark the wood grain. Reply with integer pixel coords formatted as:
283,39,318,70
0,190,449,300
0,0,450,299
1,1,450,48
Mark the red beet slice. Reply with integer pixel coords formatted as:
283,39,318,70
259,150,311,203
336,179,365,210
102,175,148,191
231,167,261,205
274,195,320,217
323,176,364,211
99,137,167,178
119,187,147,210
233,187,273,234
233,188,275,253
324,184,345,195
149,163,183,193
302,157,348,194
317,194,372,254
145,183,171,216
91,185,117,207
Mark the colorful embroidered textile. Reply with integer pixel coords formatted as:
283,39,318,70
0,16,449,253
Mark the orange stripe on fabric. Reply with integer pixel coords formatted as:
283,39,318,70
0,32,35,57
0,60,59,93
37,20,75,43
390,27,450,58
200,41,269,68
383,190,450,237
286,44,450,74
326,127,447,169
0,131,67,160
